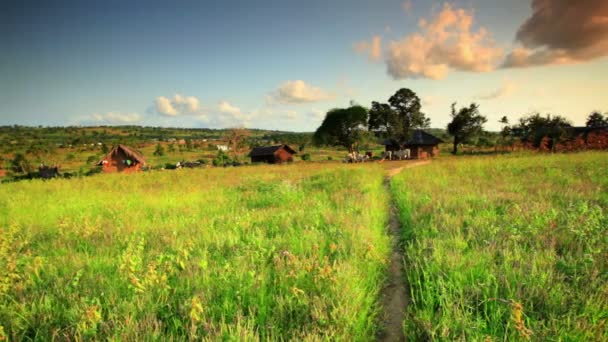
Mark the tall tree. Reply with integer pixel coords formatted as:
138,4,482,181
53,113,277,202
314,105,368,152
586,111,608,128
447,103,487,154
368,88,430,142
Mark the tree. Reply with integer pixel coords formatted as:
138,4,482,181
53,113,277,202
226,128,251,157
515,113,572,149
10,153,32,174
498,116,513,149
314,105,368,152
447,103,487,154
153,143,165,156
368,88,430,142
586,111,608,128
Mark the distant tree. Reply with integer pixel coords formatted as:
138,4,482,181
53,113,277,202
447,103,487,154
313,105,368,152
369,88,430,142
168,143,176,152
101,143,109,154
153,143,165,156
185,139,193,151
498,116,513,149
515,113,572,150
10,153,32,174
226,128,251,157
586,111,607,128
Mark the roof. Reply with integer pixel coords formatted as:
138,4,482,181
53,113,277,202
382,130,443,147
98,144,146,165
249,144,296,157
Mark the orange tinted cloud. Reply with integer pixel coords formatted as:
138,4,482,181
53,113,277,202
385,3,502,79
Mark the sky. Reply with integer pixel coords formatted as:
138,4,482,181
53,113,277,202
1,0,607,131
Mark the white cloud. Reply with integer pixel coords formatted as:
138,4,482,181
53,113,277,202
154,94,200,116
383,3,502,80
269,80,334,104
475,81,517,100
218,100,242,116
91,112,143,125
353,35,383,62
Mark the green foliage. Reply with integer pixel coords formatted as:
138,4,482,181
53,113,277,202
301,153,311,161
153,143,165,156
586,111,607,128
392,153,608,340
0,164,390,340
369,88,430,142
9,153,31,174
212,150,232,167
512,113,572,148
313,105,368,151
447,103,487,154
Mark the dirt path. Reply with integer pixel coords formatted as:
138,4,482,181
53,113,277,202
377,160,430,341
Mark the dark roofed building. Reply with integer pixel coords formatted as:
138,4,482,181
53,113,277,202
249,144,296,164
97,144,146,173
382,130,443,159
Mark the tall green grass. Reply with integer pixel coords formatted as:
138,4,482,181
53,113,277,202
392,152,607,340
0,164,390,340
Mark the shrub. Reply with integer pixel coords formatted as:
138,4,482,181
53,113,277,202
301,153,311,161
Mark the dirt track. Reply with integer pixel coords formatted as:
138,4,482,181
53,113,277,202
377,160,430,341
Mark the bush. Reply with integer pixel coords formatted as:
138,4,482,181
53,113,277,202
327,156,333,161
164,163,178,170
212,151,232,167
301,153,311,161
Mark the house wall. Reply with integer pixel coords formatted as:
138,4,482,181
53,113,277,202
274,148,294,163
407,145,439,159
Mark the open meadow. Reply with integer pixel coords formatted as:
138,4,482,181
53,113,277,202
391,152,608,340
0,164,390,340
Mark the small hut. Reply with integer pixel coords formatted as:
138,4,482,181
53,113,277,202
97,144,146,173
382,130,443,159
403,130,443,159
249,144,296,164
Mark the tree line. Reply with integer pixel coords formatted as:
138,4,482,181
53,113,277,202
313,88,608,154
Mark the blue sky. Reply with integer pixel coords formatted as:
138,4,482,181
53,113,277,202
1,0,607,131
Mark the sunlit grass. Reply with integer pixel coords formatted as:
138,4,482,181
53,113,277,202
0,163,390,340
392,152,608,340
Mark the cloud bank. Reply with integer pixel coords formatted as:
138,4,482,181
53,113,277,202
269,80,334,104
384,4,502,80
154,94,200,116
91,112,142,125
503,0,608,68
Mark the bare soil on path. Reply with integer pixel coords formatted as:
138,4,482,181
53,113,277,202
377,160,430,342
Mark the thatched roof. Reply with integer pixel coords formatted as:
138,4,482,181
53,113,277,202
382,130,443,147
249,144,296,157
98,144,146,165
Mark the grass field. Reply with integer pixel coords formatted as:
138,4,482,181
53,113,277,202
2,151,607,340
0,164,390,340
391,152,607,340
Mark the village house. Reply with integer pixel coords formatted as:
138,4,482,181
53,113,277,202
383,130,443,159
249,144,296,164
97,144,146,173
